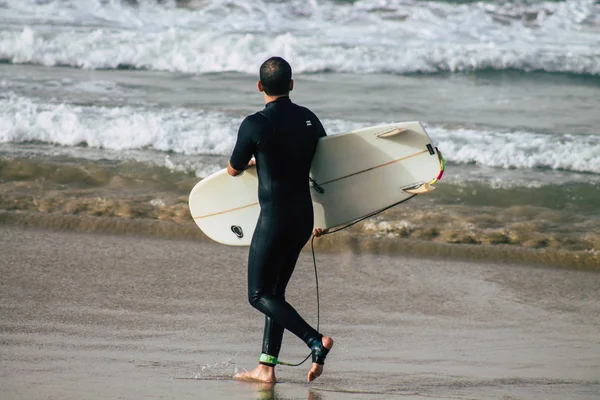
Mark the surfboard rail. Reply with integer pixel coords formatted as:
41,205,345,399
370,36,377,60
429,148,446,185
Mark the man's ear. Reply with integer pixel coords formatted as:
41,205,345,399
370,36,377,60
289,79,294,92
257,81,264,93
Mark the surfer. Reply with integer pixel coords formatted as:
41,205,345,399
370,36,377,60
227,57,334,383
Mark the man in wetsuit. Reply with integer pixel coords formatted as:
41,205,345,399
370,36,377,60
227,57,334,383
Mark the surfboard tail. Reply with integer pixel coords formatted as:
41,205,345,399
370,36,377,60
403,148,445,195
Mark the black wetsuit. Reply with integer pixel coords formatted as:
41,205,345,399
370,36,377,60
229,96,327,359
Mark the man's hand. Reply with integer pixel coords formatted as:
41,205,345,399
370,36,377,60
313,228,328,237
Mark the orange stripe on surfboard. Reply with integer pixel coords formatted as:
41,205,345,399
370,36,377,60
193,202,259,220
318,149,429,186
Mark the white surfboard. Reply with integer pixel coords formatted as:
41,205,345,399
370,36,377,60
189,121,445,246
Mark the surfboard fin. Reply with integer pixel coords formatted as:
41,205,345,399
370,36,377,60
376,127,406,138
402,182,436,194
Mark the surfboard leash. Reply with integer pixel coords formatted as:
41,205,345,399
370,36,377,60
275,195,417,367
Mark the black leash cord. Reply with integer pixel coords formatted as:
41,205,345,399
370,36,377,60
277,195,416,367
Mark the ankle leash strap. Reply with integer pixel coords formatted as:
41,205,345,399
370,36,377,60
259,353,278,365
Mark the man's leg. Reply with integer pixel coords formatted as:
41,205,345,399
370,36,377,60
235,216,287,383
259,238,309,358
236,216,333,382
246,219,321,347
262,316,284,360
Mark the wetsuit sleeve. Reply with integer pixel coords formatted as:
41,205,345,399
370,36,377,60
311,112,327,138
229,115,259,171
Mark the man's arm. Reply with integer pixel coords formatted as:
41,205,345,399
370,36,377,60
314,115,327,139
307,109,327,138
228,116,258,176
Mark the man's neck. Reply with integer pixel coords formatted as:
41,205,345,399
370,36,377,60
263,93,289,104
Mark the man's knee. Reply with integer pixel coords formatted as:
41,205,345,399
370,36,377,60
248,290,280,311
248,291,263,309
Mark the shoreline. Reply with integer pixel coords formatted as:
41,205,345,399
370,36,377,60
2,210,598,271
1,154,598,271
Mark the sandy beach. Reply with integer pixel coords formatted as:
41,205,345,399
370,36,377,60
2,226,599,399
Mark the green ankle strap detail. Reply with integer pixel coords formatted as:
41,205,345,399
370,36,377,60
259,353,278,365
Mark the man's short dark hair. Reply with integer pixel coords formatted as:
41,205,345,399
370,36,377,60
259,57,292,96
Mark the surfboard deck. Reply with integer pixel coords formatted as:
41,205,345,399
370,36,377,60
189,121,444,246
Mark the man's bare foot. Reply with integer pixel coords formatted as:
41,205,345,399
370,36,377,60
307,336,334,382
234,364,276,383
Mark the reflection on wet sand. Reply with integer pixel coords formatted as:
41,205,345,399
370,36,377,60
237,380,324,400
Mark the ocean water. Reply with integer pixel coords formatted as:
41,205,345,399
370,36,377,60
0,0,599,257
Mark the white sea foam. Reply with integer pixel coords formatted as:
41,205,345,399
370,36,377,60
1,94,598,176
0,94,240,155
0,0,598,75
429,125,600,175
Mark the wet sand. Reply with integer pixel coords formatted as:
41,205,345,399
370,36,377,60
2,156,599,265
1,227,599,399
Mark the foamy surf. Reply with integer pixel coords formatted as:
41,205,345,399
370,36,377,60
0,0,598,75
0,94,239,155
1,94,598,177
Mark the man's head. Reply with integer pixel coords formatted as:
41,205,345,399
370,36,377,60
258,57,293,96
